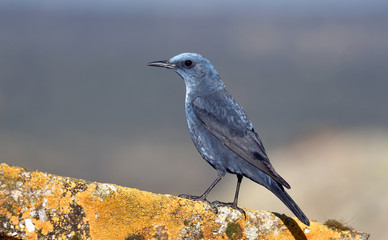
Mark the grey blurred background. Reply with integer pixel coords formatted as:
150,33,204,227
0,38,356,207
1,0,387,238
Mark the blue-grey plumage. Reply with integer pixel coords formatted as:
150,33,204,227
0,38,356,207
148,53,310,226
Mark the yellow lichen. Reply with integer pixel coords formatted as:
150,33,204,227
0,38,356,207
34,219,54,235
22,209,32,219
29,172,48,190
0,208,10,216
0,163,369,240
59,191,72,214
1,164,21,179
10,215,19,225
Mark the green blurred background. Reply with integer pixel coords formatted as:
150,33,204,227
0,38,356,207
1,0,387,238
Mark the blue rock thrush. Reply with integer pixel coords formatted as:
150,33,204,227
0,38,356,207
148,53,310,226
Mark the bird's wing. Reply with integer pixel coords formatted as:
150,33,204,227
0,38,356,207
192,95,290,189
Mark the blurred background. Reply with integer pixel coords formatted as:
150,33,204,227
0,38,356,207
1,0,387,238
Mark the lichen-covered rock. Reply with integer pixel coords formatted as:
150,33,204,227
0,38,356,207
0,163,369,240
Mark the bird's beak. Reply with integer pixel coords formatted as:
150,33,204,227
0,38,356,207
147,60,176,69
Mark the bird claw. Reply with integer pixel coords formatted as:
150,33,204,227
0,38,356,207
178,194,213,206
210,201,247,218
178,194,206,201
178,194,220,214
178,195,246,218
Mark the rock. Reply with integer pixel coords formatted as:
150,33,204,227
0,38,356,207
0,163,369,240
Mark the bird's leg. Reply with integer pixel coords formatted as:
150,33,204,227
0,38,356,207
179,173,224,203
212,174,246,217
232,174,243,207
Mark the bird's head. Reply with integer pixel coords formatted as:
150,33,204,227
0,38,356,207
148,53,224,93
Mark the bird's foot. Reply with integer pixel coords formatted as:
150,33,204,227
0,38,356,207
178,194,207,201
210,201,246,218
179,194,212,205
178,194,219,214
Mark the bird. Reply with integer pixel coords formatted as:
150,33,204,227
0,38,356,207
148,52,310,226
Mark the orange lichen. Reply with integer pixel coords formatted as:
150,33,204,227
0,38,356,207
21,209,32,219
26,232,38,240
10,215,19,225
29,172,48,190
1,164,21,179
34,219,54,235
0,163,369,240
58,191,72,214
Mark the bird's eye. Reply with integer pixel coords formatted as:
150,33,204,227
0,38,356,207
184,60,193,68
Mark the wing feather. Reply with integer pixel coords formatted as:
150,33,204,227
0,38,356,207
193,96,290,189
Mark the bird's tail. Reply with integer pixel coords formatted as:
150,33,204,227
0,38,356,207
269,182,310,226
241,162,310,225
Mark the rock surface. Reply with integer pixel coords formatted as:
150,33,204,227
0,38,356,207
0,163,369,240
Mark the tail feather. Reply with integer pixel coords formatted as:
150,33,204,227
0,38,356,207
240,160,310,225
270,182,310,226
